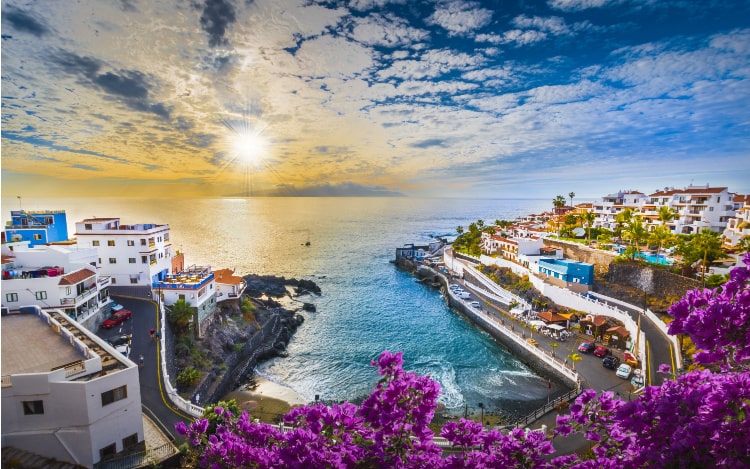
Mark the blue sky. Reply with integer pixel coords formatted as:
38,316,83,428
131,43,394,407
2,0,749,198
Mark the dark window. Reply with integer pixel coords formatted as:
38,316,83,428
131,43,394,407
101,385,127,406
99,443,117,461
22,400,44,415
6,293,18,302
92,240,100,246
122,433,139,449
129,258,136,264
35,291,47,300
127,240,135,246
85,224,92,230
108,240,116,246
109,258,117,264
140,239,146,246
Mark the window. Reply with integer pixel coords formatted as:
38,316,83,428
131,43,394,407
22,400,44,415
108,240,115,246
6,293,18,302
66,287,72,295
33,234,42,240
141,256,148,264
92,240,100,246
127,240,135,246
129,258,136,264
709,207,714,212
111,278,117,284
140,239,146,246
85,224,92,230
109,258,117,264
35,291,47,300
130,278,139,284
101,385,127,406
122,433,139,449
99,443,117,461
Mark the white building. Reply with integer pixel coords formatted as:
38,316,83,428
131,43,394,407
155,265,216,337
1,306,143,468
1,243,113,331
644,185,735,234
213,268,247,303
74,218,173,288
592,185,736,235
722,194,750,248
591,190,648,231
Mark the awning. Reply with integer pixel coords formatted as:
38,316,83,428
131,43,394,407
529,320,547,328
546,324,566,331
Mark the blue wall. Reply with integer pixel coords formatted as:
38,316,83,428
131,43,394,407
538,258,593,285
5,210,69,246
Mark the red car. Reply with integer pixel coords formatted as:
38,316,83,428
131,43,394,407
100,310,132,329
578,341,595,353
593,346,611,358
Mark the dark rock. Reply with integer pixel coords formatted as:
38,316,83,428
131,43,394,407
302,302,316,312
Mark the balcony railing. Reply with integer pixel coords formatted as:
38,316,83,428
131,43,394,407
60,287,98,305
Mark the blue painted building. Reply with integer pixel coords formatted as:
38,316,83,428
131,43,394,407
538,258,594,290
4,210,69,246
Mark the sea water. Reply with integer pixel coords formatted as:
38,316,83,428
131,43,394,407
3,197,554,417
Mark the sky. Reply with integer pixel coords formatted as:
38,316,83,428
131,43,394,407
2,0,749,199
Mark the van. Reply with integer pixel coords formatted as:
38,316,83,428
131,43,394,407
459,292,471,299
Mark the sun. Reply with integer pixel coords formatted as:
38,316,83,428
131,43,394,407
231,130,267,166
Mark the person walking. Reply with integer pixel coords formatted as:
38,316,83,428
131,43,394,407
149,328,155,340
154,329,161,341
139,355,144,368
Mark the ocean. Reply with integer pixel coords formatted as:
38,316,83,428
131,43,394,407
3,197,554,417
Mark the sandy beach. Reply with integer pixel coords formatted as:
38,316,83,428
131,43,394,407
223,377,307,423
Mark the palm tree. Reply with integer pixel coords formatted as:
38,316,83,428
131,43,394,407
649,225,674,262
614,208,634,242
658,205,679,226
568,192,575,207
550,342,559,358
167,298,195,334
581,210,597,242
553,195,566,235
622,215,647,250
456,225,464,235
567,353,582,370
693,229,724,287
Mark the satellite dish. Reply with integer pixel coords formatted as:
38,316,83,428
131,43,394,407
572,227,585,237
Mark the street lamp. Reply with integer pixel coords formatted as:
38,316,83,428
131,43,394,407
478,402,484,426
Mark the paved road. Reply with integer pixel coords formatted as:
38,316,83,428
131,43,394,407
97,294,192,442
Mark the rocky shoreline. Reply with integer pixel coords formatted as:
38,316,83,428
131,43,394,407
181,274,319,406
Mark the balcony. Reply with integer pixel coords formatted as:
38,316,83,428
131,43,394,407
60,286,98,306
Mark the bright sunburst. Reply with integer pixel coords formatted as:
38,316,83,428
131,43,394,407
231,129,267,166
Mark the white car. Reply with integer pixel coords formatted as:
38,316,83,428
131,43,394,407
111,302,124,312
469,301,481,309
615,363,632,379
115,344,130,358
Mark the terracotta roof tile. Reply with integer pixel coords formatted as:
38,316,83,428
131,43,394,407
58,268,95,285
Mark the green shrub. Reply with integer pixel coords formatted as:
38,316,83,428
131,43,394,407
177,366,201,388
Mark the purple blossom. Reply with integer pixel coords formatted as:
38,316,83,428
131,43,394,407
176,256,750,467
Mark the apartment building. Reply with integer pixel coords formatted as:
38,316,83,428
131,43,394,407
154,265,216,337
3,209,70,247
74,217,173,288
722,194,750,248
1,306,143,468
592,185,735,234
1,243,113,331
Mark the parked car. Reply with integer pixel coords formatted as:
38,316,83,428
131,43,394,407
616,363,633,379
110,302,124,312
114,344,130,357
469,301,481,309
578,342,595,353
623,351,639,367
458,292,471,299
593,346,611,358
631,369,644,387
100,310,132,329
107,334,131,347
602,355,621,370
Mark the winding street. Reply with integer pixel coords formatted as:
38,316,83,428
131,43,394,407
97,292,191,443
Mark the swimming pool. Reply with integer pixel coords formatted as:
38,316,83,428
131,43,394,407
636,252,673,265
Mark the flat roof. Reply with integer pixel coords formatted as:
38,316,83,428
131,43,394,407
1,314,84,375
